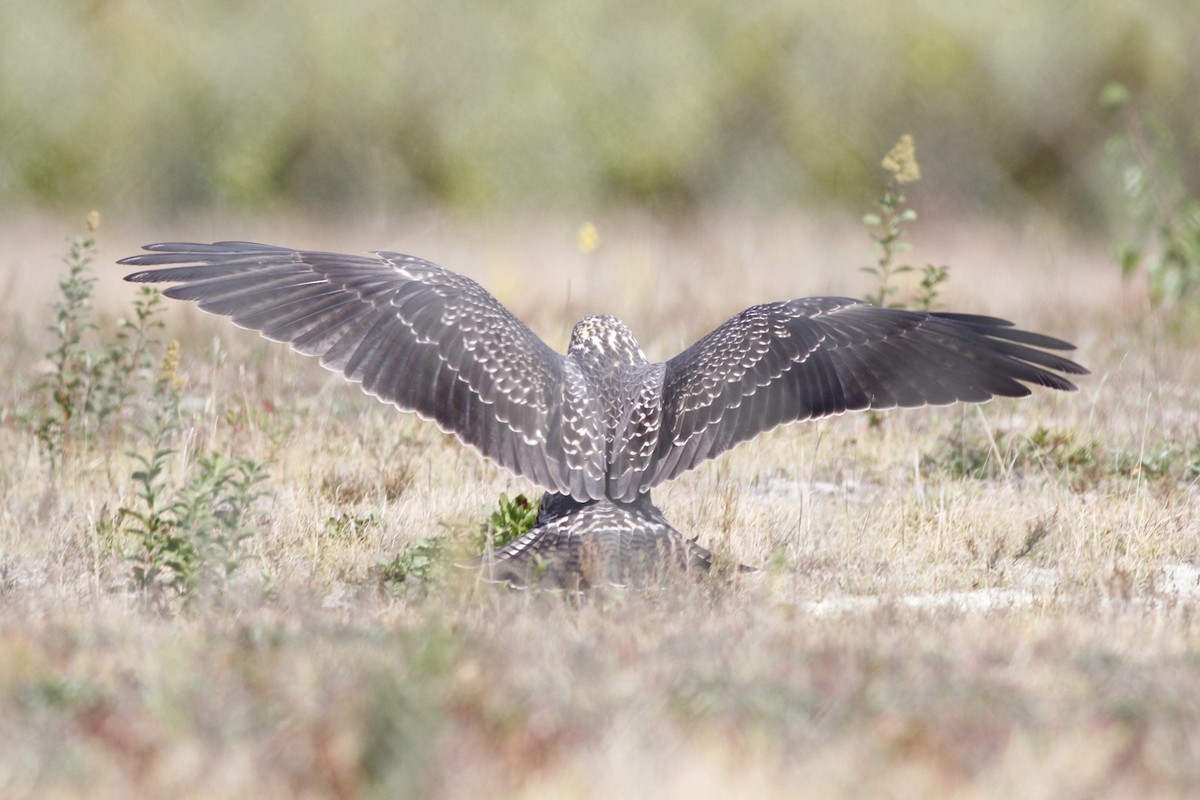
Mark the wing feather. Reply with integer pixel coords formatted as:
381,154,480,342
648,297,1087,487
121,242,604,499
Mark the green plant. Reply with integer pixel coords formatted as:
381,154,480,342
34,217,104,463
120,342,192,597
1109,444,1188,483
371,492,539,597
911,264,951,313
921,427,1001,481
1101,82,1200,309
324,510,383,542
375,538,447,596
29,216,268,604
917,421,1200,492
96,285,166,434
480,492,537,552
33,214,165,467
860,135,951,311
119,341,268,606
170,453,268,583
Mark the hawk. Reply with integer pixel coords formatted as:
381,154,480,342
120,242,1088,588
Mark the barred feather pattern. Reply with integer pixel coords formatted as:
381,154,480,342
120,242,1089,587
475,492,717,590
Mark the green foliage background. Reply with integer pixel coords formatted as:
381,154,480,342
1,0,1196,225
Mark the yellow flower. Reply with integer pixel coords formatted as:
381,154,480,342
881,135,921,184
86,210,101,232
577,222,600,254
158,339,183,389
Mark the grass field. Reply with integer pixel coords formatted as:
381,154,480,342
2,213,1198,798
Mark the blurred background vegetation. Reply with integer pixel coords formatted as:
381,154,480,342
0,0,1196,231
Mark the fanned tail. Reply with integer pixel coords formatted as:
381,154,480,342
472,493,730,590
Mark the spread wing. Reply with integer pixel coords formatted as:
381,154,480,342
647,297,1088,485
120,242,607,499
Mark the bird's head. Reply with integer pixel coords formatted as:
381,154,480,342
567,314,647,368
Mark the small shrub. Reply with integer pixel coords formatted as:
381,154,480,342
171,453,268,581
25,218,269,605
371,492,540,597
911,264,951,313
922,427,1001,481
1110,445,1183,483
22,231,276,606
1101,83,1200,310
860,135,952,311
100,285,167,428
324,510,382,543
35,226,100,461
1025,427,1099,471
32,214,165,468
479,492,537,552
375,538,447,596
921,422,1200,492
119,341,269,607
31,217,164,470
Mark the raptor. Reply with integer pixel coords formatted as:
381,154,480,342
121,242,1087,589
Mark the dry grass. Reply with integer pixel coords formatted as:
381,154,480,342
2,214,1199,798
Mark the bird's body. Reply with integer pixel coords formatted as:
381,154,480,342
121,242,1088,589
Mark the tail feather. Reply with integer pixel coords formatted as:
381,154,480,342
474,493,721,589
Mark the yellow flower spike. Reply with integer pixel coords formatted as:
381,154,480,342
158,339,181,388
577,222,600,254
881,135,921,184
85,210,101,232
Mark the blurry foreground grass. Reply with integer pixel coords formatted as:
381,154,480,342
2,215,1200,797
4,588,1199,797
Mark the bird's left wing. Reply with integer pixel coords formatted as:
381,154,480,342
120,242,607,499
645,297,1088,487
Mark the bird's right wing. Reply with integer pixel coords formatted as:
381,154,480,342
646,297,1088,486
120,242,607,500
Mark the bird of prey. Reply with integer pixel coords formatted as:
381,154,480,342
120,242,1087,589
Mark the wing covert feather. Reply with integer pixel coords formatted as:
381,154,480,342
648,297,1087,487
121,242,607,500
